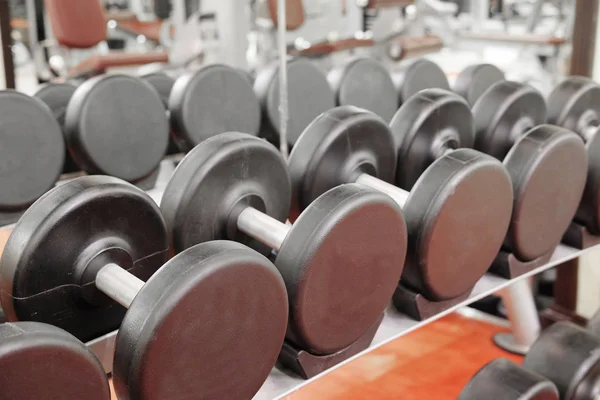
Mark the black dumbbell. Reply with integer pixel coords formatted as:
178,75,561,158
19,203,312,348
328,57,398,122
547,76,600,235
391,58,450,106
458,358,559,400
254,58,336,149
168,64,261,152
62,74,170,183
161,132,408,355
454,63,505,106
0,175,289,400
0,90,64,217
288,105,513,302
0,321,111,400
33,82,80,172
523,322,600,400
471,80,587,261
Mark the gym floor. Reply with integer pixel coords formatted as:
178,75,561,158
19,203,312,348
0,227,520,399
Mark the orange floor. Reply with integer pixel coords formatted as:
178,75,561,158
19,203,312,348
284,313,521,400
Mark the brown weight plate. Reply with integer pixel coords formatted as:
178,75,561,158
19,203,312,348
391,58,450,104
454,64,505,106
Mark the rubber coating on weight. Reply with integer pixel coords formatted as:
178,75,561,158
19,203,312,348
276,183,406,354
0,176,168,342
523,322,600,400
454,64,505,106
0,322,110,400
169,65,261,151
0,90,64,210
328,58,398,122
113,241,288,400
142,72,175,107
547,76,600,234
160,132,291,256
458,358,559,400
502,125,587,261
64,74,169,182
254,58,335,146
391,58,450,104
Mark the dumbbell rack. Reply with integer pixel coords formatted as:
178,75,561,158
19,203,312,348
0,159,595,399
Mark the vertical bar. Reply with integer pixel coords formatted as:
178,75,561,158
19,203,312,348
571,0,598,77
277,0,289,158
502,279,541,347
0,0,15,88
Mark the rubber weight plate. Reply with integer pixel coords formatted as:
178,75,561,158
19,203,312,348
547,76,600,234
0,176,168,342
0,91,64,210
277,183,406,354
454,64,505,106
391,58,450,105
389,88,475,190
34,82,79,172
160,132,290,255
169,64,261,151
142,72,175,107
458,359,559,400
523,322,600,400
113,241,288,400
502,125,586,261
254,58,335,146
328,58,398,122
64,74,169,182
472,80,547,160
0,322,111,400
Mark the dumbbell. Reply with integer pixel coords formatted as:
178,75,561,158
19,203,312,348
33,82,80,172
0,175,289,400
391,58,450,106
454,63,505,106
546,76,600,235
523,322,600,400
160,132,408,355
0,90,64,217
471,80,587,261
288,105,513,302
0,321,111,400
588,309,600,336
328,57,398,122
458,358,559,400
254,58,336,149
168,64,261,151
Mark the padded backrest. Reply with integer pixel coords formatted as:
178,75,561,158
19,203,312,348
268,0,305,30
44,0,106,48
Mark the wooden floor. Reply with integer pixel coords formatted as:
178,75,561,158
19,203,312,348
283,313,521,400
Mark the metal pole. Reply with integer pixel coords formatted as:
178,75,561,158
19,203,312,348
277,0,289,158
237,207,290,252
355,173,410,209
494,279,542,355
95,263,145,309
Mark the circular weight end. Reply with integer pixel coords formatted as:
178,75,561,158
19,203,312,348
454,64,505,106
472,80,547,160
392,58,450,104
403,149,513,300
547,76,600,131
288,106,397,221
255,58,335,146
169,65,261,151
0,322,111,400
0,90,64,210
161,132,291,254
458,358,559,400
277,184,407,354
113,241,288,400
0,176,168,341
576,131,600,234
390,89,475,190
64,74,169,182
329,58,398,122
141,72,175,107
524,322,600,400
504,125,587,261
